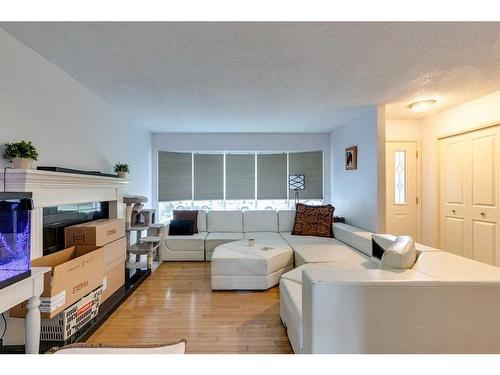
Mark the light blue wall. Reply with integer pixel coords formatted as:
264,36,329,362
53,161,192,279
330,106,385,232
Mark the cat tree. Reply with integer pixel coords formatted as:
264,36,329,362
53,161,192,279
123,195,166,271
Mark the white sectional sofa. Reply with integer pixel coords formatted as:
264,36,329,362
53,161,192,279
280,223,500,354
162,210,296,261
162,209,500,354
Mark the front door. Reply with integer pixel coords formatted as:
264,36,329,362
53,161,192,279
385,141,419,239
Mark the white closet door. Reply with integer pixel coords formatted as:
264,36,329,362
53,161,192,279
439,133,470,258
439,126,500,266
469,127,500,265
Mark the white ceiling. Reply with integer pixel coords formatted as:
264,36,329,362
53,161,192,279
2,22,500,132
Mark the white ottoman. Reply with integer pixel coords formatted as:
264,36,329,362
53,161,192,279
211,238,294,290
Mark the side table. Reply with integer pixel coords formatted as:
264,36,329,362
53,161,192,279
0,267,51,354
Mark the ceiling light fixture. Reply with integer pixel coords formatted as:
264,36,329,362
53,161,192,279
409,99,436,113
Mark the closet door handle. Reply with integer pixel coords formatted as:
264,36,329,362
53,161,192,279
481,212,486,216
452,209,456,214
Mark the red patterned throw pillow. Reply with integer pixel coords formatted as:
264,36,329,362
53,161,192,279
291,203,335,237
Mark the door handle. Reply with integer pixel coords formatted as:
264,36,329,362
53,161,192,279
452,209,456,214
481,212,486,216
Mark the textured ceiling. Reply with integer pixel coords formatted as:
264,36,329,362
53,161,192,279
2,22,500,132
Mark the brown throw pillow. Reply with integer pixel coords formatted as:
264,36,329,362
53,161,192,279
173,210,199,234
291,203,335,238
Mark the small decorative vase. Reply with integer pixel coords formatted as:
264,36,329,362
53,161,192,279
117,171,128,178
12,157,32,169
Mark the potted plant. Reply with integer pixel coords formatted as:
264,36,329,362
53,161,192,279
3,141,39,169
114,163,130,178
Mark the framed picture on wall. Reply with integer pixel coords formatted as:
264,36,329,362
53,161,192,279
345,146,357,170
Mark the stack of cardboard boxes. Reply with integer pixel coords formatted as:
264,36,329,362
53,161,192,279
11,218,126,320
65,218,126,302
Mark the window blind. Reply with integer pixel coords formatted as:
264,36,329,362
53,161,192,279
289,151,323,199
226,153,256,200
257,153,287,199
193,153,224,200
158,151,192,201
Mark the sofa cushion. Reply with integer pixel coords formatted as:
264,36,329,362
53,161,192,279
280,279,301,318
278,210,296,232
333,223,376,257
205,232,244,252
281,233,370,266
197,209,207,232
293,245,368,267
381,236,417,269
281,261,379,285
413,251,500,281
207,211,243,232
415,242,441,254
281,265,305,284
279,279,302,353
243,210,278,232
292,203,334,238
244,232,284,240
173,210,199,233
166,232,208,252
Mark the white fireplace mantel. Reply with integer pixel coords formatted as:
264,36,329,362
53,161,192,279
1,168,129,259
1,168,128,206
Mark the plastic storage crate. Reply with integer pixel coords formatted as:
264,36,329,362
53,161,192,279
40,285,103,341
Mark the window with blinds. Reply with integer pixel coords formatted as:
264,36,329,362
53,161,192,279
158,151,192,201
289,151,323,199
226,153,255,200
256,153,288,199
193,153,224,200
157,150,323,206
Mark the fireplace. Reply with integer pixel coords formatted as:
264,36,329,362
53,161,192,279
0,168,129,346
0,192,34,289
42,201,109,256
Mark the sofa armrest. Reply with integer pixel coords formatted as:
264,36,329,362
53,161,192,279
302,267,500,353
301,268,440,354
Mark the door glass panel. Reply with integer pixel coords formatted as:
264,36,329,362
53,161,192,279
394,151,406,204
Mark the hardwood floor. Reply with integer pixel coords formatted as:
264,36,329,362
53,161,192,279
87,262,293,354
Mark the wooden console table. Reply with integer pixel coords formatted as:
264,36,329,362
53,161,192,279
0,267,50,354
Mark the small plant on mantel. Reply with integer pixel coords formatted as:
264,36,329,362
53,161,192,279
3,141,39,169
114,163,130,178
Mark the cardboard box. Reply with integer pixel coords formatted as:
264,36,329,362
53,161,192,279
100,237,126,302
101,261,125,302
65,218,125,247
10,245,105,319
103,236,126,272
